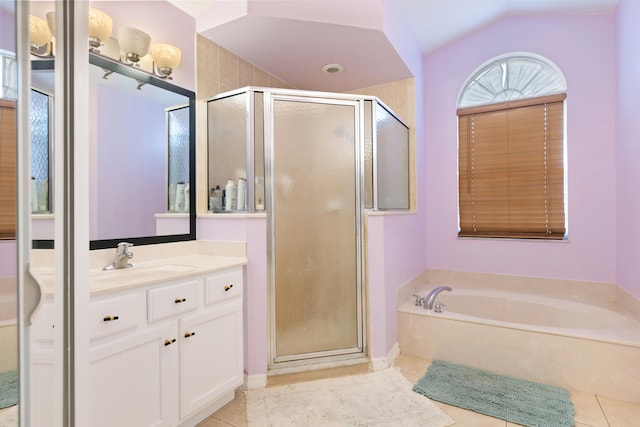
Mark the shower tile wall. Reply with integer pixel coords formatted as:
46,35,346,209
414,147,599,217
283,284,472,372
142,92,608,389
195,33,418,217
350,78,416,211
195,35,295,216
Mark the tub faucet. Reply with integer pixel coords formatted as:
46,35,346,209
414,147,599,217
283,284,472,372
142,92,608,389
425,286,452,310
103,242,134,271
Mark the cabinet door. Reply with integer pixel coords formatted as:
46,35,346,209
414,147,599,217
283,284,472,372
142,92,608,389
179,299,243,420
89,324,178,427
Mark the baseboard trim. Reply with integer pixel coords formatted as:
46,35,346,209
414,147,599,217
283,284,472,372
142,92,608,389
244,373,267,390
371,342,400,371
617,285,640,323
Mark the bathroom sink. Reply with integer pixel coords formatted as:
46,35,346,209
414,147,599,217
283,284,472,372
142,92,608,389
91,263,198,284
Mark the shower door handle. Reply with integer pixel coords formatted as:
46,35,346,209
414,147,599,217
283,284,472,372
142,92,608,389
25,264,43,326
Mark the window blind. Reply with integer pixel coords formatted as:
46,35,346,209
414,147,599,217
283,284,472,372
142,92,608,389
0,99,16,240
458,94,566,239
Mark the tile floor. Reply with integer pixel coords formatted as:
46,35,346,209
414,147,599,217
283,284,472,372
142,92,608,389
197,354,640,427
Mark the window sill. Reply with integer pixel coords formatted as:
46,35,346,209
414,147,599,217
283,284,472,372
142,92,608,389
199,212,267,219
456,236,570,243
365,209,415,217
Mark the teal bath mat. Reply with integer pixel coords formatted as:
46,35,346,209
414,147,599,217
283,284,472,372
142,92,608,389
413,360,574,427
0,370,17,409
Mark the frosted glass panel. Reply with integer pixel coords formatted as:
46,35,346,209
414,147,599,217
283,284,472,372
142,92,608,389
273,99,358,358
254,92,265,210
363,100,373,209
30,89,50,212
208,92,248,211
167,106,189,185
376,102,409,209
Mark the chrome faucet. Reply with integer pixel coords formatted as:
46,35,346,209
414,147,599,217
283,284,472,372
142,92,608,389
424,286,452,310
103,242,134,271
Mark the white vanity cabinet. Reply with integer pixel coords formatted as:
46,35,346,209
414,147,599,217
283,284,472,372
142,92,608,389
32,265,245,427
179,268,244,419
89,321,179,427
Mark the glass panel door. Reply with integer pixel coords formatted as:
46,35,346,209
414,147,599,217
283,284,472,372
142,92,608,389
0,1,17,425
269,96,363,364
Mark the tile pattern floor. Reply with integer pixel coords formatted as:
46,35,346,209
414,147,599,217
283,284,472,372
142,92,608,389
197,354,640,427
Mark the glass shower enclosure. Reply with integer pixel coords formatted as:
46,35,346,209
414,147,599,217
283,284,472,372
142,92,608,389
208,87,409,369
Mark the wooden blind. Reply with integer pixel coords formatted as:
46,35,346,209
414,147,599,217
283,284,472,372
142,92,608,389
0,99,16,240
458,94,566,239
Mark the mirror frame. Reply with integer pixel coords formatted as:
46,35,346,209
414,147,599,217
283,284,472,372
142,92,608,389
31,53,197,250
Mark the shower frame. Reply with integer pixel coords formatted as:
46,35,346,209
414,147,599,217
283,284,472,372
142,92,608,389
207,87,409,371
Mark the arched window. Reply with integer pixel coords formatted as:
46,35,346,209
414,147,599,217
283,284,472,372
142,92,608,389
457,53,567,239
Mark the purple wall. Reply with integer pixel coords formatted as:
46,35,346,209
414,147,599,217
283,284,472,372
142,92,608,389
197,217,268,376
0,6,15,52
93,85,166,240
616,0,640,299
0,241,16,278
423,13,618,284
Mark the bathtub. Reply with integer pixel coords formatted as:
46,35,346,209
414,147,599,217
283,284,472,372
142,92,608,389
398,287,640,402
0,277,16,326
0,277,17,374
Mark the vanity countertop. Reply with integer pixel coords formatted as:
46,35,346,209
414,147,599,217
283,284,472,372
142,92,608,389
31,254,247,297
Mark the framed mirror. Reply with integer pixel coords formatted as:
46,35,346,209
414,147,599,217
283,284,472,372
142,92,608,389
31,52,196,250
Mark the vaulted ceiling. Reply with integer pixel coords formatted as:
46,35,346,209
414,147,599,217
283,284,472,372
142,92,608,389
154,0,618,92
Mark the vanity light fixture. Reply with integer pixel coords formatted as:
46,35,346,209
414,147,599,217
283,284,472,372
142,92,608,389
88,8,113,52
29,15,52,57
150,43,181,79
45,11,55,37
118,27,151,65
43,8,112,54
34,8,183,86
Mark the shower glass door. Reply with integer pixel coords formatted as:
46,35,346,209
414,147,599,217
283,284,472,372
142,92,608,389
269,95,364,366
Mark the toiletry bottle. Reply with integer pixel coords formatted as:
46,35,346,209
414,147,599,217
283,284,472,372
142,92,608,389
38,179,48,212
176,182,186,211
225,179,237,211
237,177,247,211
168,183,177,211
184,183,190,211
209,188,215,211
213,185,222,210
31,177,38,212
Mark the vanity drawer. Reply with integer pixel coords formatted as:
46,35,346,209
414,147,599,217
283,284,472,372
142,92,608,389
147,279,200,322
89,292,146,341
204,268,243,306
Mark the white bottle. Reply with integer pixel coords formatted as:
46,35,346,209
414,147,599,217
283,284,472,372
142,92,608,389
168,183,177,211
38,179,48,212
175,182,186,211
225,179,237,211
237,177,247,211
184,183,190,211
31,177,38,212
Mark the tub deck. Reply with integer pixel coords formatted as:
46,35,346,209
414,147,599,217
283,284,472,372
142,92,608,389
399,288,640,403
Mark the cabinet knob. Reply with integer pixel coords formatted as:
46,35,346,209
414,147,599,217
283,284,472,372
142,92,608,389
164,338,177,346
103,315,119,322
174,298,186,304
184,331,196,338
224,284,233,292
